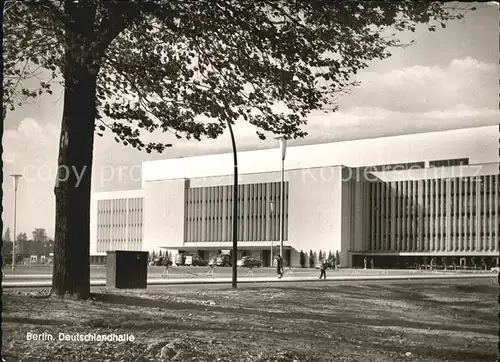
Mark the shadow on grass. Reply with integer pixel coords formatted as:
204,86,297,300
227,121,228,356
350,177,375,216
88,292,495,336
3,316,73,326
3,286,497,362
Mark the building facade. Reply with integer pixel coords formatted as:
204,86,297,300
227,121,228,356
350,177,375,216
90,189,145,262
90,126,499,268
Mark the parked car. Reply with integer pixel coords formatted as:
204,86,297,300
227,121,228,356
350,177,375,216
491,266,499,273
182,255,208,266
184,255,193,266
192,255,208,266
150,257,172,266
216,254,232,267
237,256,262,268
315,260,334,269
175,253,186,266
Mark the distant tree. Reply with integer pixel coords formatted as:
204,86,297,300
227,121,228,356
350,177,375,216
328,251,336,269
32,228,48,243
3,228,12,243
318,250,323,262
328,250,333,262
16,233,28,255
45,239,55,254
16,233,28,243
309,250,314,268
335,250,340,267
2,240,13,256
2,228,13,256
299,250,306,268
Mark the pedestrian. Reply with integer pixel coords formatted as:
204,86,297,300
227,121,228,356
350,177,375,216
363,257,367,270
246,264,254,276
160,258,169,278
370,258,374,269
276,255,284,278
430,257,436,271
319,259,327,279
206,263,214,277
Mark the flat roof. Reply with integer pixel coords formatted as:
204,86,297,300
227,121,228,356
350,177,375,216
142,126,498,186
371,162,499,182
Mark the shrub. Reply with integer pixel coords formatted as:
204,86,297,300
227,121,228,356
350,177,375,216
299,250,306,268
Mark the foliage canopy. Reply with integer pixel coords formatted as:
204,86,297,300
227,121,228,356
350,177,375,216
3,1,468,150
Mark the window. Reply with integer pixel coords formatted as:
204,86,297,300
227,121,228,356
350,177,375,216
429,158,469,168
185,182,289,243
365,162,425,172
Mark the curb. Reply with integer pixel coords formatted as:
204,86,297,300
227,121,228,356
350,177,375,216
2,273,492,288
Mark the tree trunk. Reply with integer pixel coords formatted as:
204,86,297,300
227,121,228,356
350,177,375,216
51,38,98,299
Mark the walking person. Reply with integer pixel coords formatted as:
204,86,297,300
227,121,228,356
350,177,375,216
246,264,254,276
206,263,214,277
430,257,436,272
276,254,284,279
160,257,169,278
161,263,169,278
363,257,367,270
319,259,327,279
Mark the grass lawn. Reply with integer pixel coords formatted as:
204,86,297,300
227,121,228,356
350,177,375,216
2,279,498,361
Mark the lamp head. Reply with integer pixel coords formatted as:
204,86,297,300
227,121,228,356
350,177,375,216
274,136,287,161
10,174,22,190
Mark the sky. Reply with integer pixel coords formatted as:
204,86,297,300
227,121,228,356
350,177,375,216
2,2,499,239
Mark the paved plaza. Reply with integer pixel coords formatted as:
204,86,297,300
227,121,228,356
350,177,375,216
3,265,494,288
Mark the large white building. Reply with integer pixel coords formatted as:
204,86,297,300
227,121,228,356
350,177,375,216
90,126,499,268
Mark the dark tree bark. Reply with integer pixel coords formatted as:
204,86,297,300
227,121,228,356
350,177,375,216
51,59,98,298
1,1,5,358
51,58,97,298
51,4,99,298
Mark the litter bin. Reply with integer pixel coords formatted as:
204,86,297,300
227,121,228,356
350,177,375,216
106,251,148,289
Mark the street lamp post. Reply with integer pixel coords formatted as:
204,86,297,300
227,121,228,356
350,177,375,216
269,200,275,266
10,174,22,272
226,120,239,289
275,136,287,260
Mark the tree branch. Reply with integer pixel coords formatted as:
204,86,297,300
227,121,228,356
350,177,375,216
94,2,144,59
